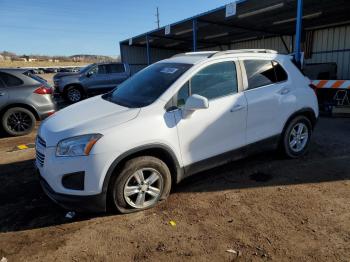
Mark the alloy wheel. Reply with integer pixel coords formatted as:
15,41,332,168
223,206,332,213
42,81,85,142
6,111,33,133
288,122,309,153
67,88,81,102
123,168,163,209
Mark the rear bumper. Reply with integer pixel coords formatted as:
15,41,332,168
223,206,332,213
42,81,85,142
37,169,107,213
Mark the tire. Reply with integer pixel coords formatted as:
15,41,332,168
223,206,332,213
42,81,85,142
2,107,36,136
281,115,312,158
64,86,84,103
109,156,172,214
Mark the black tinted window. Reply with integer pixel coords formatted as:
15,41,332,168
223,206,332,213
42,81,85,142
190,61,237,100
244,60,275,90
0,72,23,87
0,79,4,88
97,65,107,74
107,64,125,73
273,61,288,82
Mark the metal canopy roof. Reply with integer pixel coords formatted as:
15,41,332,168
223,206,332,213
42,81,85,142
120,0,350,51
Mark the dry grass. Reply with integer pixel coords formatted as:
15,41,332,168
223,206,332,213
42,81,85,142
0,61,88,68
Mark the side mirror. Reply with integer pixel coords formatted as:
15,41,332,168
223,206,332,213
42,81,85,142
182,95,209,119
183,94,209,112
86,71,93,78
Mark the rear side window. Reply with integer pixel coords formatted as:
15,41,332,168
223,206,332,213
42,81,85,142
273,61,288,82
107,64,125,73
244,60,288,90
0,72,23,87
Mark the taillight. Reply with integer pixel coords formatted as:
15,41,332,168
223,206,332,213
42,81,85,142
34,86,53,95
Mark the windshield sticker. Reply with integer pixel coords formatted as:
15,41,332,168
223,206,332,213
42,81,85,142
160,68,179,74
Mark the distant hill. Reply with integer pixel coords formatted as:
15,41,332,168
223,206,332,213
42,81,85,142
0,51,120,63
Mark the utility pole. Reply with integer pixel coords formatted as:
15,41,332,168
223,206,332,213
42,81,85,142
155,7,160,29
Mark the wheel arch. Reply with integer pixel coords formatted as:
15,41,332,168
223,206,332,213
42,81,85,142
283,108,318,131
0,103,40,120
102,144,183,196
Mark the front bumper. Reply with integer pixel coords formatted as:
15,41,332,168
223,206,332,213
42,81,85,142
37,168,107,213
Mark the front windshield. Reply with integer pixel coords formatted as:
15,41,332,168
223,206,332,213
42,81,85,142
79,64,95,74
104,62,192,108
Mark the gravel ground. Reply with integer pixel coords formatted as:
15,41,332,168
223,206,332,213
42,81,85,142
0,105,349,261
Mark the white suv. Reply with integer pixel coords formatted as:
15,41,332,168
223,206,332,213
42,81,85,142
36,50,319,213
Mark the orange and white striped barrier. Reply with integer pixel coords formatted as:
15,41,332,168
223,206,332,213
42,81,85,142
311,80,350,89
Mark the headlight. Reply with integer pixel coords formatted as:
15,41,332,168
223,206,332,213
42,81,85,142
56,134,103,157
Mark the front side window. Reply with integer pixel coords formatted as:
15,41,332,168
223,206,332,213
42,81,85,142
0,72,23,87
107,64,125,73
176,61,238,106
190,61,238,100
104,63,192,108
244,60,288,90
97,65,107,74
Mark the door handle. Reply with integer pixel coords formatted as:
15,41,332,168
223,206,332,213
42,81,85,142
230,104,245,112
0,92,5,96
279,88,290,95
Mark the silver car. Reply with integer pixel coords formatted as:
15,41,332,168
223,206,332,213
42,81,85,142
53,62,130,103
0,68,56,136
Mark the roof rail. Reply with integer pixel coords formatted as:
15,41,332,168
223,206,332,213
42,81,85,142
208,49,278,58
172,51,217,58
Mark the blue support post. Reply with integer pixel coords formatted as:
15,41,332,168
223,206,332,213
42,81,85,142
295,0,303,65
192,19,197,52
146,35,151,65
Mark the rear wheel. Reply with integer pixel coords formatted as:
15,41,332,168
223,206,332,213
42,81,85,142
65,86,84,103
109,156,172,213
2,107,36,136
281,116,312,158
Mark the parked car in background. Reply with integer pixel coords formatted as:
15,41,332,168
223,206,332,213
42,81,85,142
36,50,318,213
53,62,130,103
0,68,56,136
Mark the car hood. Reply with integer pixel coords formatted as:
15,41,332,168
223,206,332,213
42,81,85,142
39,95,140,147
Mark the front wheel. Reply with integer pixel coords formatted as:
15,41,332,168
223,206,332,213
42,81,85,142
281,116,312,158
109,156,172,213
65,86,83,103
2,107,36,136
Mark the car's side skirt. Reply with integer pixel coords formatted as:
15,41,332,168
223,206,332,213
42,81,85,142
182,135,280,179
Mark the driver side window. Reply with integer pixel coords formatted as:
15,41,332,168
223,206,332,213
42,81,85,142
176,61,238,106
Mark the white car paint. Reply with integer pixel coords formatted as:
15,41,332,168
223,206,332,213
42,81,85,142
36,50,319,199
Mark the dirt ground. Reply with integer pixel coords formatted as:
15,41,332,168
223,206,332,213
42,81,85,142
0,115,349,261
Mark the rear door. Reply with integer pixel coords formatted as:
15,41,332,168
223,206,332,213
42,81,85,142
240,58,294,144
107,63,129,88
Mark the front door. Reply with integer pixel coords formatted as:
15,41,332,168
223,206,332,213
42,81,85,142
0,77,9,107
174,60,247,169
84,64,110,93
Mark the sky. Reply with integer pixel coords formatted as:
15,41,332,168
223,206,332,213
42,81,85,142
0,0,234,56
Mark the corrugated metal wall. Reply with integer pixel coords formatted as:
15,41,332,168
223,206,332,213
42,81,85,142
121,25,350,79
120,45,179,75
306,25,350,79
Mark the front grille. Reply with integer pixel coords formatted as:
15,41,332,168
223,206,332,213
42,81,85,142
37,136,46,148
36,150,45,167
